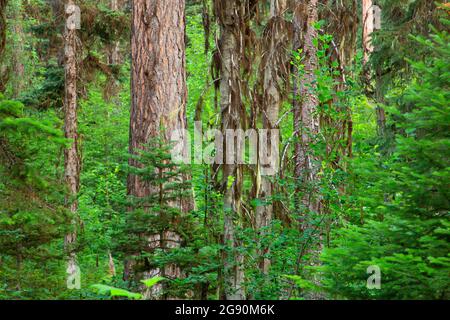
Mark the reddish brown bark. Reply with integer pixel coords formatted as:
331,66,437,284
128,0,188,199
127,0,190,299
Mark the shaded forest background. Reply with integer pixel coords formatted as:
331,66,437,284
0,0,448,300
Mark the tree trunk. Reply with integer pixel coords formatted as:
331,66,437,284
362,0,374,64
256,0,290,276
127,0,189,299
321,0,358,162
108,0,121,65
11,0,24,98
108,250,116,276
292,3,322,300
293,0,320,215
64,0,81,290
0,0,6,57
0,0,8,93
216,0,246,300
363,0,386,135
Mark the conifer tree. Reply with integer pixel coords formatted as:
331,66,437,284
318,22,450,300
126,0,192,298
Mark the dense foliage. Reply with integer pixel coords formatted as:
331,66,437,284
0,0,448,300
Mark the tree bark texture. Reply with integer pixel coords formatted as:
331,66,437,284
215,0,247,300
64,0,81,289
256,0,290,276
127,0,190,299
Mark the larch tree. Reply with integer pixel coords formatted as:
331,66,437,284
127,0,191,298
64,0,81,289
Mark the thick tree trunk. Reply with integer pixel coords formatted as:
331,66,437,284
293,0,320,215
127,0,189,299
64,0,81,290
256,0,290,276
217,0,246,300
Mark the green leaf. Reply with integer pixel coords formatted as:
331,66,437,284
140,276,166,288
91,284,142,300
226,176,235,190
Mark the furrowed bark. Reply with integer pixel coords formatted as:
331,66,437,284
127,0,190,299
